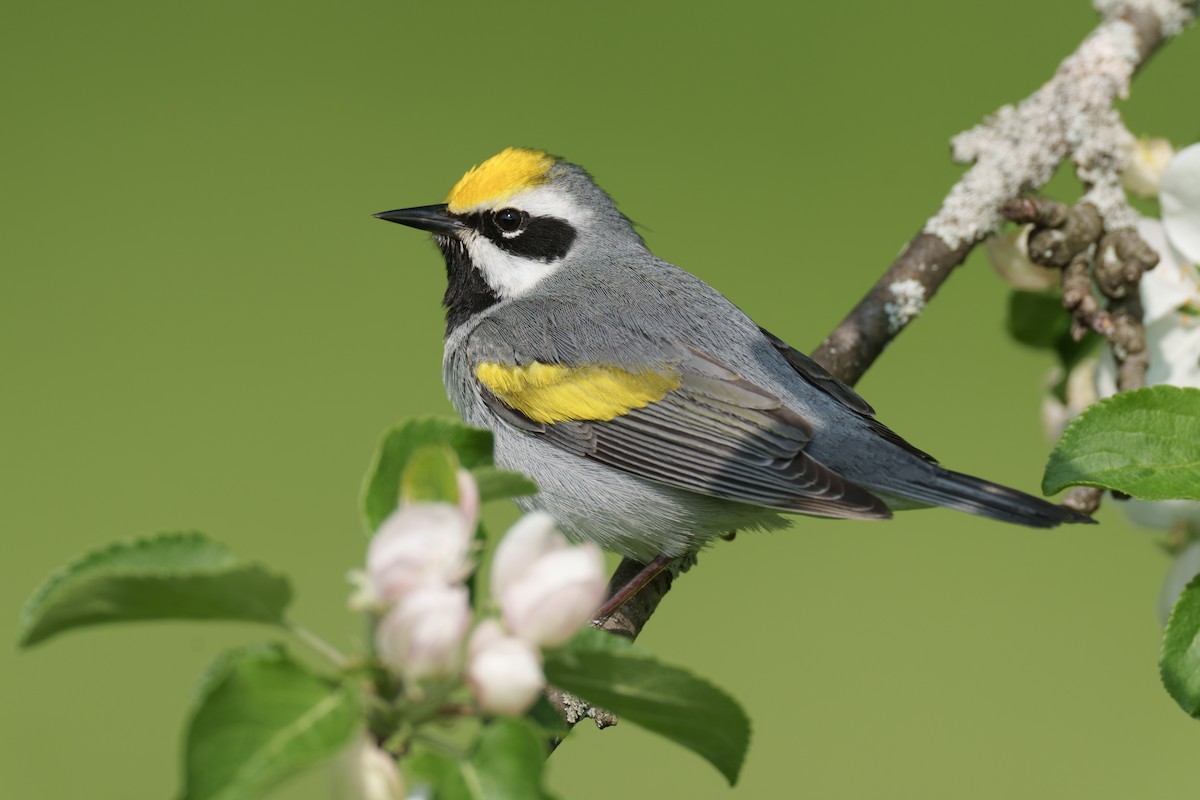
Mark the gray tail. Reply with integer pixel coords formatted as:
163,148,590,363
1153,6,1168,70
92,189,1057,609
889,468,1096,528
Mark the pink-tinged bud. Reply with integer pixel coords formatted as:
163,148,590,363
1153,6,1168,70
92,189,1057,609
456,469,480,531
490,511,565,600
334,732,404,800
367,504,473,603
466,620,545,716
499,543,607,648
375,584,470,680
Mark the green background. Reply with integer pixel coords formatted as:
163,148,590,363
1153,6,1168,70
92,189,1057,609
4,1,1198,797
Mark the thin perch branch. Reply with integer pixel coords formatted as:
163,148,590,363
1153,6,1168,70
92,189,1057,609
576,0,1196,718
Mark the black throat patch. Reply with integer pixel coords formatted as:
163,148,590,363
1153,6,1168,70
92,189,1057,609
436,235,499,335
435,212,578,335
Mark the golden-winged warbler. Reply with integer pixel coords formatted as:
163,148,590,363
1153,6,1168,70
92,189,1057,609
375,147,1092,564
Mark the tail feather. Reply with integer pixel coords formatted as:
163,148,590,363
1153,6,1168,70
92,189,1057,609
883,468,1095,528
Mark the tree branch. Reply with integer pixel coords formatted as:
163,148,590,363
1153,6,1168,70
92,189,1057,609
584,0,1195,702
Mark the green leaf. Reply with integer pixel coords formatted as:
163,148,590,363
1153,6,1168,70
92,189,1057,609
525,695,571,742
471,466,538,503
406,750,472,800
544,647,750,785
362,418,494,533
1161,576,1200,717
468,718,556,799
404,719,554,800
1007,290,1070,349
1006,290,1100,400
1043,386,1200,499
17,532,291,648
183,644,360,800
555,624,638,655
402,446,462,504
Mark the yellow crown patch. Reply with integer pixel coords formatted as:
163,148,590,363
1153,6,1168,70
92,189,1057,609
446,148,555,213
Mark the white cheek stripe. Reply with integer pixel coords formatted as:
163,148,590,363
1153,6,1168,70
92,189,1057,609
462,233,562,298
457,185,591,299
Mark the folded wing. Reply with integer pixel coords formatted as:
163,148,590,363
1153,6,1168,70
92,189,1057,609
474,347,891,520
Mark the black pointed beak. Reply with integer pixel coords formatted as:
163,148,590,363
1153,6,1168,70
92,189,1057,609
372,204,466,234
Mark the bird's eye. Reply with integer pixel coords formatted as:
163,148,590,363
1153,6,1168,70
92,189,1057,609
494,208,525,234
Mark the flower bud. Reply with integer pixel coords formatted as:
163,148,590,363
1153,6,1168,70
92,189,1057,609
490,511,566,601
1121,136,1174,199
985,225,1060,291
499,543,608,647
466,620,545,715
375,584,470,680
333,733,404,800
367,503,473,603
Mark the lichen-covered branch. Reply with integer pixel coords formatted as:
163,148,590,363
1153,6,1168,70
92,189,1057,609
575,0,1196,722
812,0,1193,384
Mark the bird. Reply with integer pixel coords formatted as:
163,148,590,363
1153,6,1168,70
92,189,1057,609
374,146,1093,570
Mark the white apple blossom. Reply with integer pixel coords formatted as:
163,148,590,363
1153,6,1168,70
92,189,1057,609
376,584,471,680
366,503,474,603
1160,142,1200,265
465,619,545,715
1121,136,1174,199
1089,147,1200,537
1093,218,1200,401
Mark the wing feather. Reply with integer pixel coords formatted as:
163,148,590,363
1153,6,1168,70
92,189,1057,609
474,349,891,520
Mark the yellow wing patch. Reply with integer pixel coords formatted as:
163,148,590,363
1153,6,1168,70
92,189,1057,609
475,362,681,424
446,148,556,213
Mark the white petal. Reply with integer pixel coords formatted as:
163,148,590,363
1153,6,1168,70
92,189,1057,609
1137,218,1200,325
1142,314,1200,390
490,511,564,602
1122,136,1174,199
1161,142,1200,265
